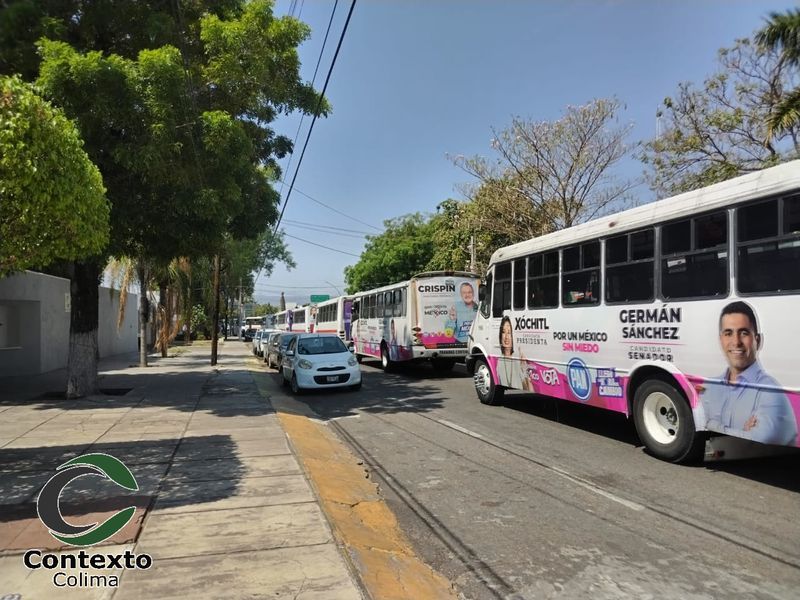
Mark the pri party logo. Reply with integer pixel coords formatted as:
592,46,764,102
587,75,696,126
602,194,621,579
37,453,138,546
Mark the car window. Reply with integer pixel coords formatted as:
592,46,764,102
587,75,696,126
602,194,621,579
297,336,348,355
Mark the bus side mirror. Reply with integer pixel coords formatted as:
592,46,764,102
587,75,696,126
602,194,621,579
478,284,486,302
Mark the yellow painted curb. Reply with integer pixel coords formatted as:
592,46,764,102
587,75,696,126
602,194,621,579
250,364,457,600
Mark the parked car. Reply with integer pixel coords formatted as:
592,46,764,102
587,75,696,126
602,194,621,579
281,333,361,394
263,331,282,366
251,330,263,355
257,329,276,357
267,333,298,370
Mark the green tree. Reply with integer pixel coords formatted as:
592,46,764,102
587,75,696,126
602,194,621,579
23,0,322,394
641,38,800,196
344,214,435,293
0,75,108,275
756,9,800,139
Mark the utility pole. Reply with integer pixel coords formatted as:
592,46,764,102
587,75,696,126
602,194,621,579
238,277,243,339
211,254,221,366
469,234,476,273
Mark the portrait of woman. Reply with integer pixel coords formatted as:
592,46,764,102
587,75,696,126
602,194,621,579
497,316,530,390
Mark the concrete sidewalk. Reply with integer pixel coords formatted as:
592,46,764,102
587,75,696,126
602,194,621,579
0,341,363,599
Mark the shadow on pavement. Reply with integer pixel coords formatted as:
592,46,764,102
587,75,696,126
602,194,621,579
0,350,272,419
259,365,449,422
0,435,245,550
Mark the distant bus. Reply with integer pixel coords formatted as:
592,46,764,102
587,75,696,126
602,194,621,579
351,271,481,372
468,160,800,463
314,296,354,342
274,306,315,333
241,316,265,340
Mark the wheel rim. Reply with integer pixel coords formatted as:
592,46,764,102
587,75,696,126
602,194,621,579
474,363,492,397
642,391,680,445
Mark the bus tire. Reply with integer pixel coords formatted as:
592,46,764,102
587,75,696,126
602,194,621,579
381,345,396,373
431,358,455,373
474,358,504,406
633,378,704,464
356,354,363,364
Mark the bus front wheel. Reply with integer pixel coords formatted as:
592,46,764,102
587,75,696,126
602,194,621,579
474,358,504,406
633,379,704,464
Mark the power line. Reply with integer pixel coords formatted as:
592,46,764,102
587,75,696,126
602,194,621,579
278,0,339,201
283,221,367,239
277,180,381,231
284,218,372,235
282,232,361,257
255,283,345,290
274,0,358,233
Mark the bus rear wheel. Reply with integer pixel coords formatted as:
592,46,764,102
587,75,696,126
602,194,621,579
474,358,504,405
381,345,395,373
633,378,704,464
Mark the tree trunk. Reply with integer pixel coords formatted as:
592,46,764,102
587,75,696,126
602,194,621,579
211,254,221,365
66,259,101,398
137,260,149,368
184,264,192,345
159,279,168,358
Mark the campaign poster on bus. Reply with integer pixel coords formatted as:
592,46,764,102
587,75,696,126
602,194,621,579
415,276,479,348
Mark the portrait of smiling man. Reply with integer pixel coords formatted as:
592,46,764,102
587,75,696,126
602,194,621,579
701,301,797,446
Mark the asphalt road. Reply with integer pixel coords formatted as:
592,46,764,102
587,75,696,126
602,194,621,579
270,359,800,600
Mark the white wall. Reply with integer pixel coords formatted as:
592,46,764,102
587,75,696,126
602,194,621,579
0,271,138,376
98,287,138,357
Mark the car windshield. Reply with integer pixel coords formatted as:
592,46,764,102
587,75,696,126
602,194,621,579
297,336,348,355
280,335,297,348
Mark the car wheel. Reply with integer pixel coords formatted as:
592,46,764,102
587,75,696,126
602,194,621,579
281,369,289,387
633,378,705,464
474,358,504,406
290,373,303,395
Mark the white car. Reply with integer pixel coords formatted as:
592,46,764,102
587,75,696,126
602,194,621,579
256,329,276,357
281,333,362,394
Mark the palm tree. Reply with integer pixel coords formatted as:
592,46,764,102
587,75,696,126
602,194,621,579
756,9,800,139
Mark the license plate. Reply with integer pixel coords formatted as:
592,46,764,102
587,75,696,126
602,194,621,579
326,375,339,382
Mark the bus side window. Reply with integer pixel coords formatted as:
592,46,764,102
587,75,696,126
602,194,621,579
492,263,512,317
661,211,728,299
393,289,402,317
605,229,655,303
562,242,600,306
528,251,558,309
737,195,800,294
512,258,526,310
480,271,492,318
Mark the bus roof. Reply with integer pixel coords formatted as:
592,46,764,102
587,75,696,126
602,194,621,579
352,271,479,298
489,159,800,265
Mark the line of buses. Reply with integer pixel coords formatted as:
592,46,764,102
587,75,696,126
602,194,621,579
263,161,800,463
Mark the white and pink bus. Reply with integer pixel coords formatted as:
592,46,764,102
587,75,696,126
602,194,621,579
274,306,314,333
351,271,481,372
468,161,800,463
314,296,354,342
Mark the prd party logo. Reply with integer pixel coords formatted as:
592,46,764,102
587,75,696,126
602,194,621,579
37,453,138,546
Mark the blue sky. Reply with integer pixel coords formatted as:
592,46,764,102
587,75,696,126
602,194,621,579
257,0,792,305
